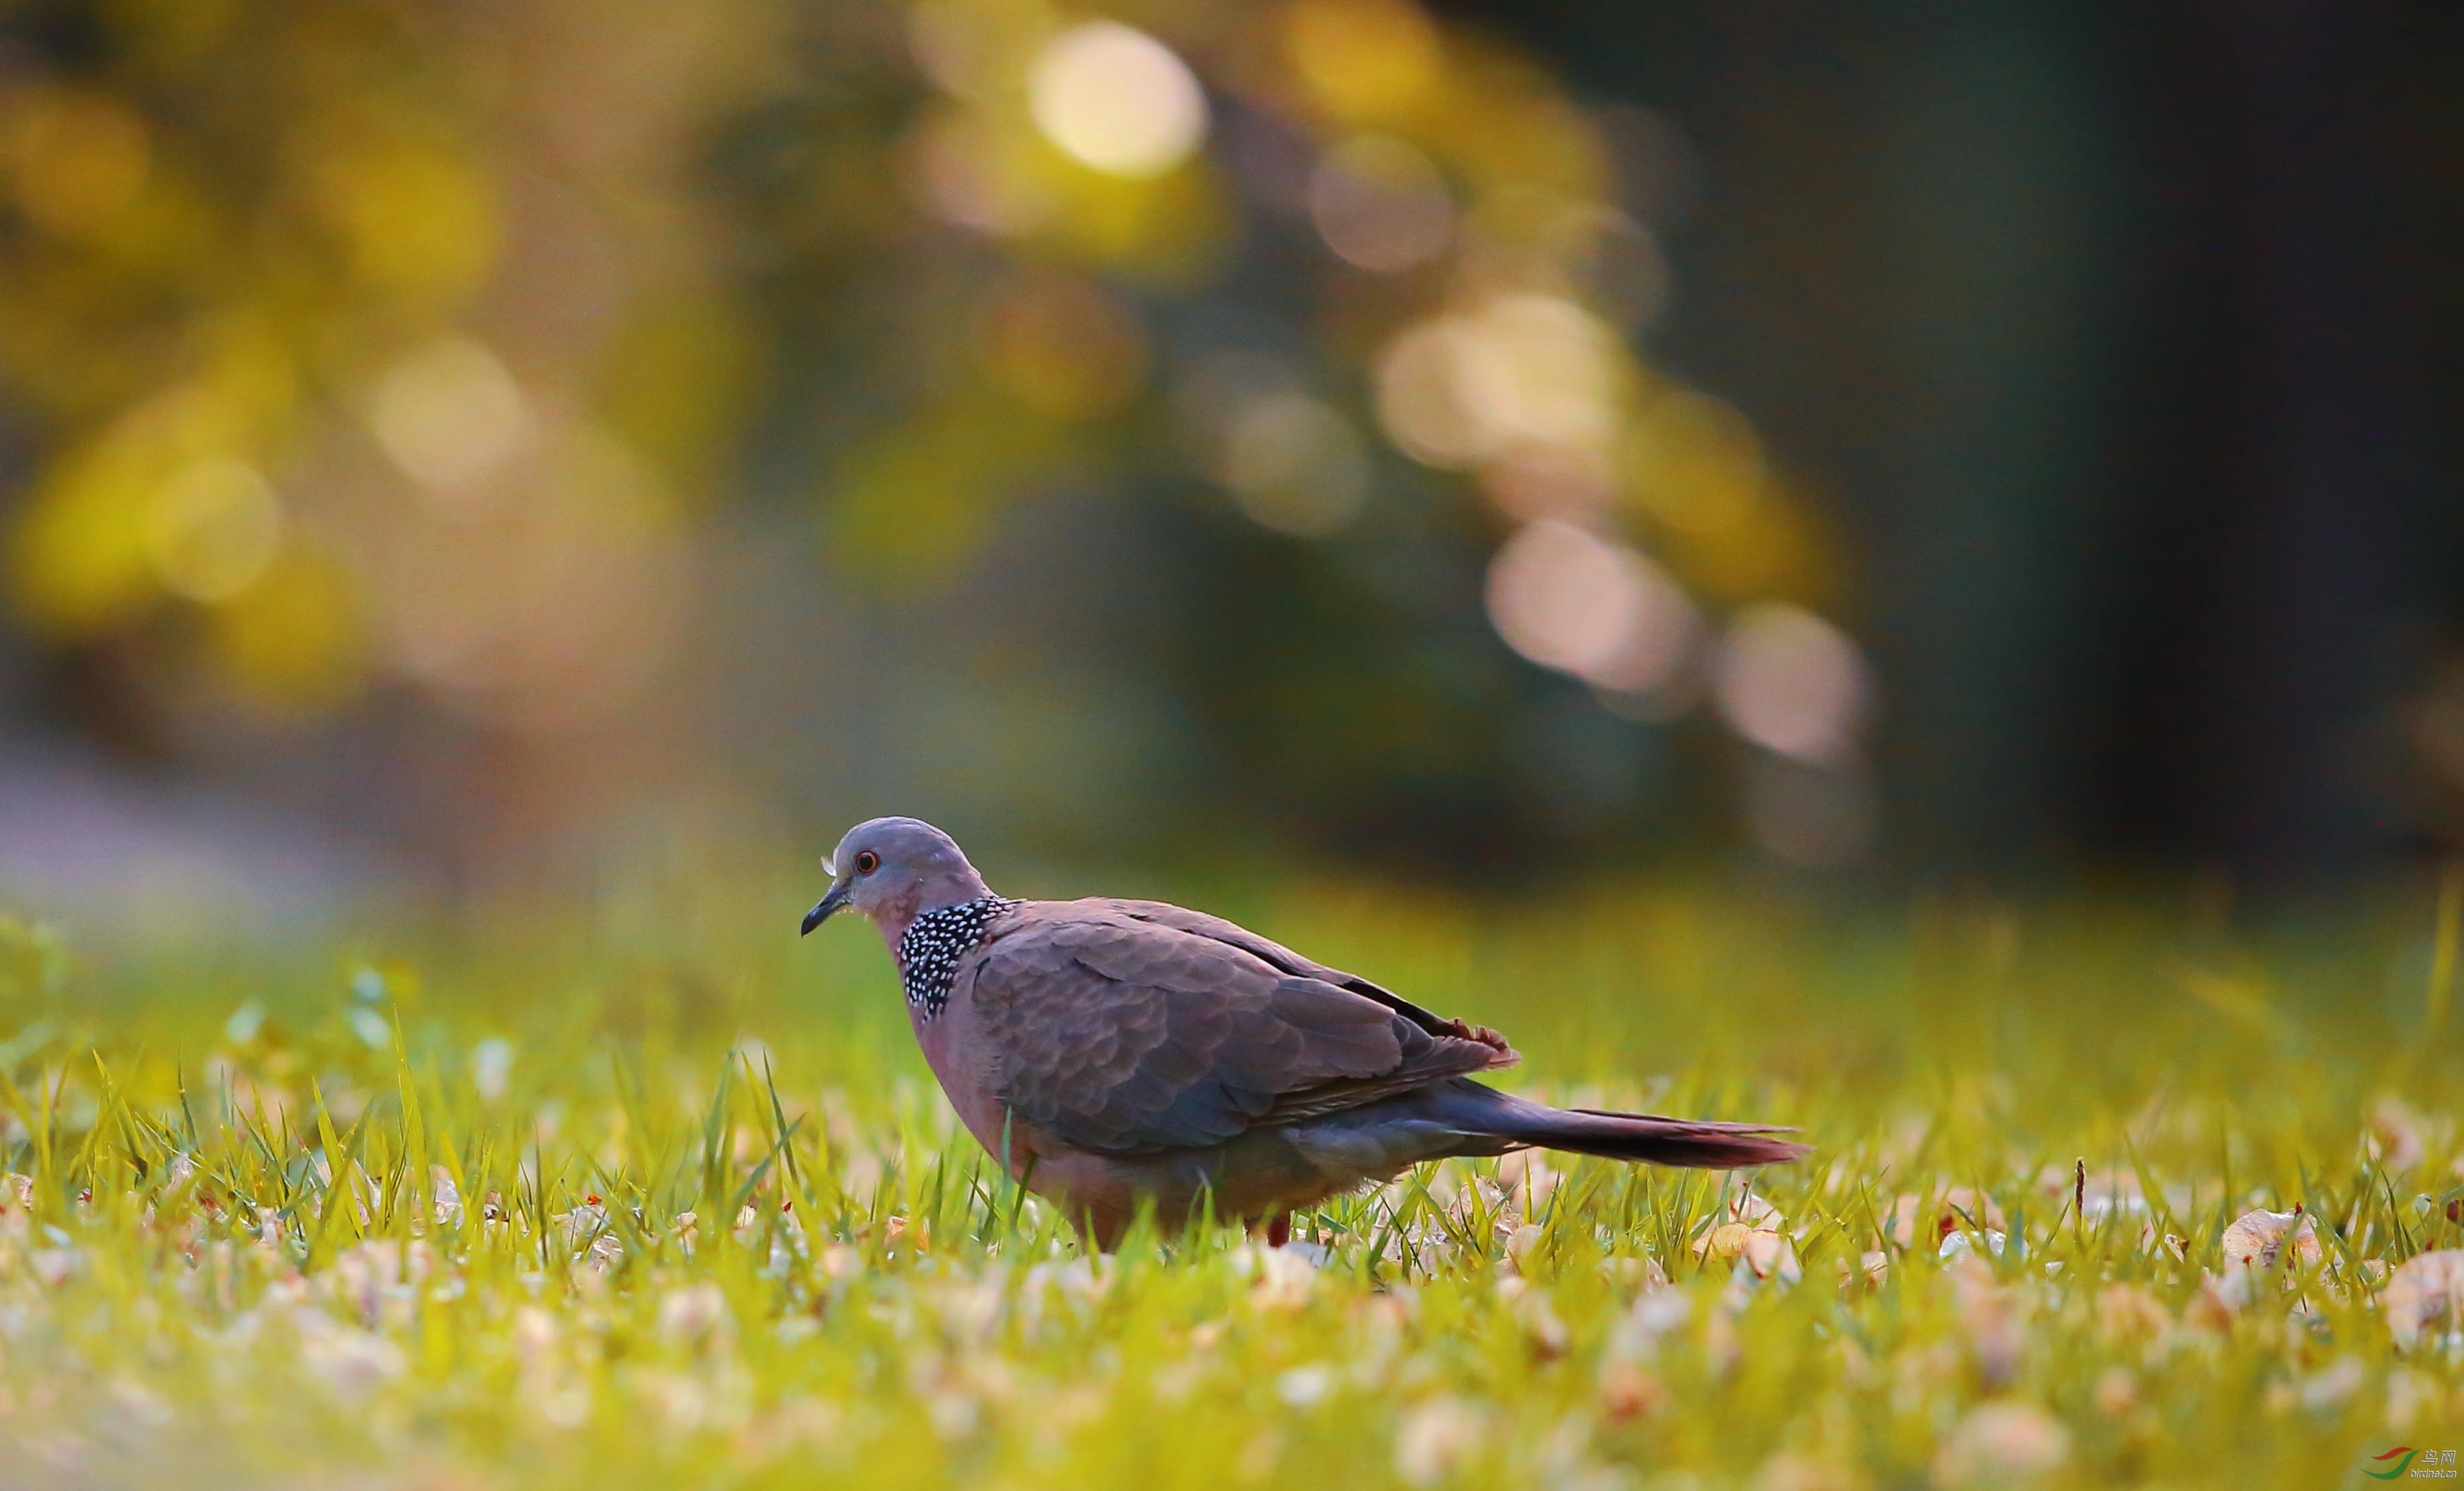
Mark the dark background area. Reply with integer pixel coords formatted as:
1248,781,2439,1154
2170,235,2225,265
1447,0,2461,874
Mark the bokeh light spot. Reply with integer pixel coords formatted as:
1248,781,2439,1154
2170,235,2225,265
1027,23,1208,179
1219,392,1371,537
374,425,689,735
908,105,1058,236
145,458,282,603
1486,520,1696,691
1373,317,1483,468
1712,603,1868,762
1479,442,1617,522
1309,135,1452,273
369,338,534,498
1455,294,1621,453
1375,295,1623,470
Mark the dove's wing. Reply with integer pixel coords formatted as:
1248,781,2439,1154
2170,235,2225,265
970,904,1515,1155
1085,898,1521,1054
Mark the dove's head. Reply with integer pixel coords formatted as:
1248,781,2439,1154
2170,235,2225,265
801,816,992,941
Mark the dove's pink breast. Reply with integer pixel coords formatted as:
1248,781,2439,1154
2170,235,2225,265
910,974,1351,1241
910,995,1012,1162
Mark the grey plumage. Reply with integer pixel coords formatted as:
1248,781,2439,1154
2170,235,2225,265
802,816,1807,1247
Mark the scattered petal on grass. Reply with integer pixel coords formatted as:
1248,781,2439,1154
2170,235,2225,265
1393,1395,1486,1486
1277,1363,1334,1407
1755,1451,1863,1491
1610,1283,1692,1360
1248,1245,1320,1312
2037,1164,2162,1222
1502,1279,1570,1357
658,1282,730,1342
1506,1221,1548,1271
295,1315,407,1399
429,1165,462,1227
1284,1240,1337,1268
1840,1248,1891,1290
2300,1357,2366,1411
0,903,2453,1488
1933,1401,2070,1486
2382,1249,2464,1352
1938,1229,2007,1261
1714,1188,1787,1230
2368,1096,2431,1174
2182,1277,2244,1334
2094,1284,2173,1345
1949,1262,2027,1384
1697,1221,1799,1281
1889,1188,2007,1249
2220,1206,2321,1276
1598,1360,1665,1422
1494,1151,1560,1216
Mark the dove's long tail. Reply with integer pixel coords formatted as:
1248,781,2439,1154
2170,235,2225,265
1425,1080,1808,1168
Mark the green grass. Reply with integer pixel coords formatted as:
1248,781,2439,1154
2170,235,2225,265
0,871,2459,1490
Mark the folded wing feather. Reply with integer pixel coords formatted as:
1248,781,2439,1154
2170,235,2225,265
973,906,1513,1155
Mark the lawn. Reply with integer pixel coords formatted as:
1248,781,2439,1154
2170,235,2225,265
0,869,2458,1489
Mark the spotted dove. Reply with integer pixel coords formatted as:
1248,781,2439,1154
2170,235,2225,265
801,816,1805,1248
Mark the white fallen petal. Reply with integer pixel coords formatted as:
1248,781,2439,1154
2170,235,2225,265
2220,1207,2320,1275
2384,1249,2464,1352
1935,1401,2070,1486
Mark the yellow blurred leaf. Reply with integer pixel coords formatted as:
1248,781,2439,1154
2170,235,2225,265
204,540,368,711
6,459,158,637
2169,963,2289,1040
596,293,757,499
4,86,151,240
971,268,1149,421
827,401,1067,583
314,139,498,303
1278,0,1442,126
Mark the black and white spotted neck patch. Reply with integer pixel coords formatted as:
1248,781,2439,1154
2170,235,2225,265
896,896,1020,1020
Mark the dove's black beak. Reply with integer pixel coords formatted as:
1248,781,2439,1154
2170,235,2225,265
801,883,850,936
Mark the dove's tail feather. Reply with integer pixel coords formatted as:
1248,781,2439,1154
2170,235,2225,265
1503,1105,1811,1167
1424,1081,1808,1168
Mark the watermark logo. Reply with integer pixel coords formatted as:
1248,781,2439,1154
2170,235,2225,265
2371,1448,2459,1481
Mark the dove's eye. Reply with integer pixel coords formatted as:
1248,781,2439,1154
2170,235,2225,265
853,851,880,875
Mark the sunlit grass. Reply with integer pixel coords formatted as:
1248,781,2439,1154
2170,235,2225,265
0,875,2459,1490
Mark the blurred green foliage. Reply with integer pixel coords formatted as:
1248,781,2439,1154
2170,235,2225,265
0,0,1881,876
0,913,65,1011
